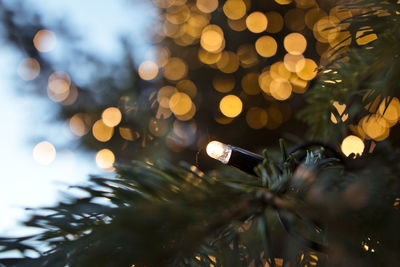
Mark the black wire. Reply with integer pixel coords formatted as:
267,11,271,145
278,141,346,170
276,210,328,253
275,141,343,253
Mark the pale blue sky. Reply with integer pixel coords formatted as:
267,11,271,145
0,0,153,237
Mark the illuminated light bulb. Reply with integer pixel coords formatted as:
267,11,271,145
206,141,264,175
206,141,232,164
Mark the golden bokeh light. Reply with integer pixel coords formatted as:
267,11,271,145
285,9,305,31
163,20,180,38
200,25,225,53
246,107,268,129
246,12,268,33
275,0,292,5
163,57,188,80
330,101,348,124
223,0,247,20
363,93,381,113
169,92,193,115
270,80,292,100
295,0,317,9
175,103,196,121
196,0,218,13
341,135,364,158
48,71,70,82
219,95,243,118
215,114,234,124
33,141,56,165
198,49,222,64
156,106,173,120
259,71,273,94
227,17,247,32
33,30,57,52
313,16,339,43
158,86,177,108
213,74,235,93
328,31,351,49
329,6,353,21
92,120,114,142
284,53,305,72
119,127,139,141
356,29,378,45
153,0,177,9
360,115,389,141
17,58,40,81
96,149,115,170
102,107,122,127
61,85,78,106
176,79,197,98
138,60,159,80
378,97,400,126
241,72,261,95
47,72,71,102
47,86,69,102
149,118,169,137
266,11,284,33
48,71,70,91
290,74,308,94
216,51,239,73
237,44,259,68
255,36,278,58
154,46,170,67
70,113,90,137
166,5,190,25
270,61,291,81
48,79,69,95
284,33,307,55
305,8,327,30
296,58,317,80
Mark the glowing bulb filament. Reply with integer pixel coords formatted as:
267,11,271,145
206,141,232,164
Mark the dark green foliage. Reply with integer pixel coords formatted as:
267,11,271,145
1,1,400,266
300,0,400,141
1,141,400,266
0,160,262,267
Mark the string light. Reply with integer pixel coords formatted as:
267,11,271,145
206,140,263,175
206,141,232,164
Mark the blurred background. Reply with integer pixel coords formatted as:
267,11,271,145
0,0,380,235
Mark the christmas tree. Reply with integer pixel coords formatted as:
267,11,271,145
1,0,400,266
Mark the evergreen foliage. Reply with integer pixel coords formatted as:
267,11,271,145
300,0,400,141
1,0,400,266
1,141,399,266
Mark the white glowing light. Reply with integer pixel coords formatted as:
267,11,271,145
206,141,232,164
